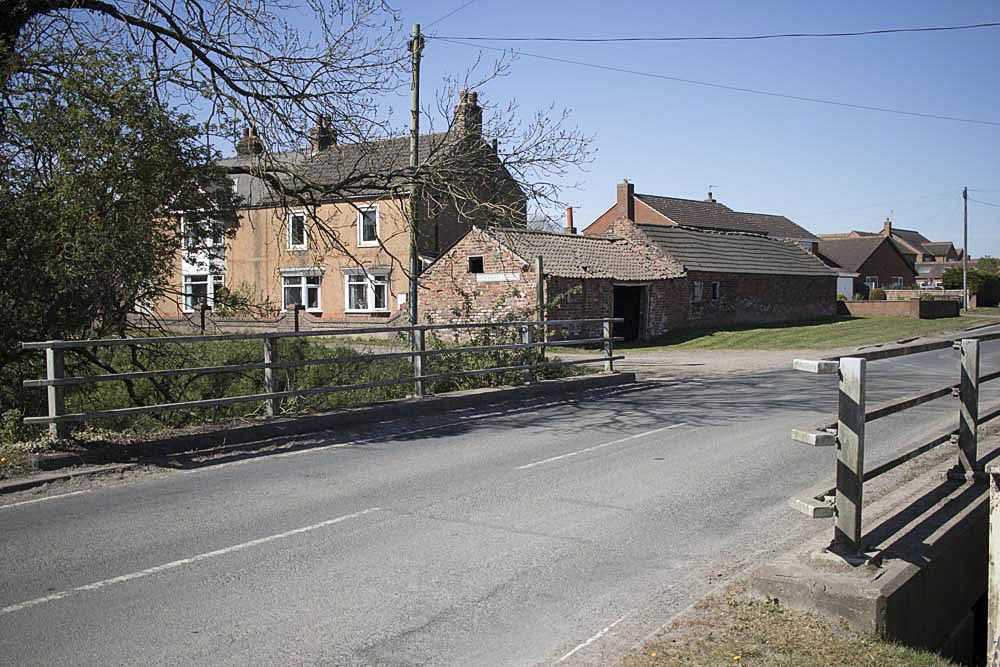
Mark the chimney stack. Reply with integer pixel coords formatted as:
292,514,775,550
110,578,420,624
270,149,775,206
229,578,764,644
309,114,336,153
706,190,716,203
883,216,892,236
236,125,263,156
453,89,483,136
617,179,635,221
566,207,577,235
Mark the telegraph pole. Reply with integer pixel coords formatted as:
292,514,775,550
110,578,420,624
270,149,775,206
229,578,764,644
964,186,969,310
408,24,424,332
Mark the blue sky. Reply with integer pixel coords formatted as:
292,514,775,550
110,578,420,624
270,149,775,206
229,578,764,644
386,1,999,255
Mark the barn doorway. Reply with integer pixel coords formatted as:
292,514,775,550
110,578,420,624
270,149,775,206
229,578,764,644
613,285,644,342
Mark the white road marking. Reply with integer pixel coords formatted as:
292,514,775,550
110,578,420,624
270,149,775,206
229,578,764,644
0,490,92,510
517,424,686,470
0,507,380,617
556,612,629,663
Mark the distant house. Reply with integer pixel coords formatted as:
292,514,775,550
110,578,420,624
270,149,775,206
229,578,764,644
817,236,918,297
583,180,821,252
420,218,836,341
156,90,525,322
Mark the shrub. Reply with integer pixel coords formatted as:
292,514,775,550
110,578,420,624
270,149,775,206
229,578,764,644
853,293,865,302
919,293,936,301
869,288,887,301
836,293,847,302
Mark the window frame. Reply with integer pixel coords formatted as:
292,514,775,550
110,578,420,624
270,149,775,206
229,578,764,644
692,280,704,303
182,273,224,312
467,256,485,274
891,276,904,288
344,270,389,313
287,211,307,251
710,282,720,301
279,269,323,313
357,205,380,248
865,276,879,289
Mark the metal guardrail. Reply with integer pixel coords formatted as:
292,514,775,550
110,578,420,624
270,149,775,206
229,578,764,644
22,318,625,437
792,334,998,555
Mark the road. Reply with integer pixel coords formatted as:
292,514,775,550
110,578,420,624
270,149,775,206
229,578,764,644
3,331,1000,665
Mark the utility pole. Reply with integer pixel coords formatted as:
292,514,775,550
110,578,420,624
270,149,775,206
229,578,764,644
964,186,969,310
408,24,424,333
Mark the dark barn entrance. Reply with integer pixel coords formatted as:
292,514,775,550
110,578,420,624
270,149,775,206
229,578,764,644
613,285,644,342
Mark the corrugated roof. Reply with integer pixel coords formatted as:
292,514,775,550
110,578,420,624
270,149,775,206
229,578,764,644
634,193,818,240
487,228,684,280
637,224,835,276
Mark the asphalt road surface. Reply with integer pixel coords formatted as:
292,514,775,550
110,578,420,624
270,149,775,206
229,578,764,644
3,331,1000,666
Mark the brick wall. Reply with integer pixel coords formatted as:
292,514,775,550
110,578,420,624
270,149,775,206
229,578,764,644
418,227,538,326
838,299,960,319
684,271,837,327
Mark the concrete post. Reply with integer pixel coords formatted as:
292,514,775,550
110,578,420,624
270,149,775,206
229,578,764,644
989,464,1000,665
835,357,866,554
522,325,535,384
957,338,981,477
414,327,425,397
263,336,279,417
46,345,67,439
603,320,615,373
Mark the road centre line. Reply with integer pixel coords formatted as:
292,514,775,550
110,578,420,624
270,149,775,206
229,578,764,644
0,507,380,617
556,612,630,663
517,423,686,470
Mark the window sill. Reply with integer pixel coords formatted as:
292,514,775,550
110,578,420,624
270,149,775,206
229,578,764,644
357,241,380,248
286,246,308,252
345,309,390,314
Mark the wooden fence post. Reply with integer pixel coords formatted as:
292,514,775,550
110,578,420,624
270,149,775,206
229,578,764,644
522,325,535,384
988,464,1000,666
263,336,279,417
955,338,980,478
835,356,866,554
603,320,615,373
413,327,425,397
46,345,67,439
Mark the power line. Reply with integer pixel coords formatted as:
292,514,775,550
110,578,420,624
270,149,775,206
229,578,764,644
429,21,1000,42
970,198,1000,208
427,0,479,29
436,38,1000,128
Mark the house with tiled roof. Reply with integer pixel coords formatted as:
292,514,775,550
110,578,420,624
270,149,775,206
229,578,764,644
817,236,917,298
583,180,821,252
420,217,836,341
156,90,525,322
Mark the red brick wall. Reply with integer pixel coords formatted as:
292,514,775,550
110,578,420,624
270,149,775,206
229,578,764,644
683,271,837,327
856,241,918,292
418,227,537,325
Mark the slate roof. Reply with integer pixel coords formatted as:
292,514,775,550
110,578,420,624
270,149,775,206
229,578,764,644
487,228,684,280
922,242,955,256
220,133,451,207
637,224,835,277
633,193,818,241
889,228,931,254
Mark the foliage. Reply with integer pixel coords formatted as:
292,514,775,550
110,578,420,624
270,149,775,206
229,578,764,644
919,293,937,301
836,293,847,302
976,255,1000,276
0,51,238,414
869,288,887,301
943,266,1000,306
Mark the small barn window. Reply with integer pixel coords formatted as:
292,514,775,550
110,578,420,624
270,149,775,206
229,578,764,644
711,282,720,300
468,256,484,273
692,281,704,303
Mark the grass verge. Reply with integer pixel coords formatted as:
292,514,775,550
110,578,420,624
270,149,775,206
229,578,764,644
618,315,998,351
621,583,954,666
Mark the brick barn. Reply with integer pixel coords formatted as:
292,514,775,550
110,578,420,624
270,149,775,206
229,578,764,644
419,219,837,341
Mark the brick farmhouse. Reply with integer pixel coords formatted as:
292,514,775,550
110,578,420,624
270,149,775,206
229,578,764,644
154,90,525,324
816,235,918,298
419,215,836,341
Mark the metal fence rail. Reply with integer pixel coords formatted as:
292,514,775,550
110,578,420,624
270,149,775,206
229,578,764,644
792,334,998,555
22,318,624,436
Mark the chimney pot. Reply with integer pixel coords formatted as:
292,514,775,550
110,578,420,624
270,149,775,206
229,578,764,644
454,89,483,137
236,125,263,156
884,216,892,236
706,191,715,203
566,207,577,235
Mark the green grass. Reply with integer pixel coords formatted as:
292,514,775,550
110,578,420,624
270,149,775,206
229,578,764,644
618,315,998,351
621,584,954,667
966,306,1000,316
